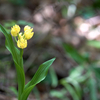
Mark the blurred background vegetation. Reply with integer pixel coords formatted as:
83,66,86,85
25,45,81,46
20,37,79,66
0,0,100,100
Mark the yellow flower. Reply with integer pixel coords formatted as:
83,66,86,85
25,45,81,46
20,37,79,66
24,25,34,40
17,36,27,49
11,25,20,36
24,25,31,31
11,25,34,49
24,30,34,40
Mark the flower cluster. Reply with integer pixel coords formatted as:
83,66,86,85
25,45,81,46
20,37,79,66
11,25,34,49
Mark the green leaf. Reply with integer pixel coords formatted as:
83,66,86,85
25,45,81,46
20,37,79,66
62,81,80,100
9,0,26,6
74,73,89,83
21,58,55,100
68,79,82,99
92,67,100,79
63,43,86,64
50,66,58,87
21,85,35,100
3,20,16,27
0,24,20,65
87,40,100,49
25,58,55,88
0,24,25,99
69,66,84,78
9,87,18,96
62,6,67,18
61,74,82,99
15,62,25,99
89,78,97,100
32,86,40,100
50,89,68,100
17,20,34,27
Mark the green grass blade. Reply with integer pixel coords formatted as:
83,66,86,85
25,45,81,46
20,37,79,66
92,67,100,79
50,66,58,87
63,43,86,64
63,83,79,100
89,78,97,100
60,78,80,100
50,89,68,100
69,80,82,99
87,40,100,49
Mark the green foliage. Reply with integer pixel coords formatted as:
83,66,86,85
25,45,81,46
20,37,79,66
93,0,100,9
61,43,100,100
8,0,26,6
78,6,95,19
3,20,34,28
25,58,55,88
60,66,84,100
89,78,97,100
17,20,34,27
0,24,25,99
2,20,34,34
32,86,40,100
21,58,55,100
87,40,100,49
92,67,100,79
62,6,68,18
0,24,55,100
9,87,18,96
63,43,87,64
50,89,68,100
50,66,58,87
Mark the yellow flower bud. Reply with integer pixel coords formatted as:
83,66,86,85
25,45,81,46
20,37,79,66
11,25,34,49
17,37,27,49
24,25,31,31
24,25,33,32
24,25,34,40
11,25,20,36
24,30,34,40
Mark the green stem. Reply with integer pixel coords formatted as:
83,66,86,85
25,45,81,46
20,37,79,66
20,48,23,57
14,37,17,42
20,48,23,69
18,95,21,100
18,49,24,100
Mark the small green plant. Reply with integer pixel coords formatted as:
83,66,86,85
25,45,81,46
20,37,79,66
0,24,55,100
60,43,100,100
